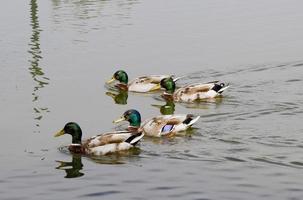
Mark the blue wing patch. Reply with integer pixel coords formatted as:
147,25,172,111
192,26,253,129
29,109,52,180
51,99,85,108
161,124,174,134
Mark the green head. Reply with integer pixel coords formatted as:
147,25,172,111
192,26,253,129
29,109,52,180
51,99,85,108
113,109,141,127
160,77,176,94
113,70,129,84
54,122,82,144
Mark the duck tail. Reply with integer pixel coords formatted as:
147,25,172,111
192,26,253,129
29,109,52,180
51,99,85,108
183,115,200,127
188,116,200,126
172,76,186,82
218,83,230,94
211,82,230,93
125,132,144,146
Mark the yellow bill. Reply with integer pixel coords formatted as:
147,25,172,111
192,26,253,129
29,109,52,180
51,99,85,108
113,116,126,123
54,129,65,137
106,77,116,84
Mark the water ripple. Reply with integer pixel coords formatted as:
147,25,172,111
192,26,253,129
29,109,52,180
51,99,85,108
286,79,302,83
224,157,246,162
80,190,122,197
150,186,182,191
250,157,303,169
292,63,303,67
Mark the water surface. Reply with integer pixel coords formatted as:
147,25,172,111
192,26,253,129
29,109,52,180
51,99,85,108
1,0,303,199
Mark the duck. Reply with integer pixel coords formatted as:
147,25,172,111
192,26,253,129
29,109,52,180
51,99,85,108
113,109,200,137
54,122,144,156
106,70,182,93
153,77,229,103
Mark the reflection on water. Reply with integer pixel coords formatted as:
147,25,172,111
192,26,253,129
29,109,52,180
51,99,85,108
56,154,84,178
152,100,175,115
106,90,128,105
28,0,50,130
51,0,140,33
91,147,141,165
182,96,224,109
153,93,224,111
58,145,141,167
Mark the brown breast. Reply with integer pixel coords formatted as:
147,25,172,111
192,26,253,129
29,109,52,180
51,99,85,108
115,83,128,91
68,145,86,154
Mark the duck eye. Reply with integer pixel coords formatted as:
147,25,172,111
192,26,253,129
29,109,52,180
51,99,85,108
220,83,225,87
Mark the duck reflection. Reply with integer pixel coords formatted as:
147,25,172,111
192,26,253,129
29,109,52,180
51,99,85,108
182,96,224,109
106,90,128,105
152,100,175,115
91,147,141,165
29,0,50,130
55,147,141,177
56,154,84,178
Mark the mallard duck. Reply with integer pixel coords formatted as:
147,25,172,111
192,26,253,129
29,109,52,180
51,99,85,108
106,70,181,93
54,122,144,156
153,77,229,103
113,109,200,137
